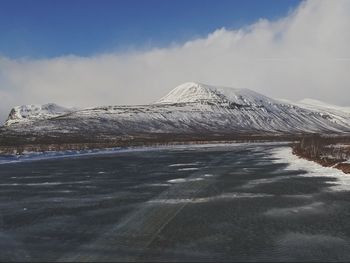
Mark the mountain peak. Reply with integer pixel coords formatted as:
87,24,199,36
157,82,221,104
4,103,74,126
156,82,274,106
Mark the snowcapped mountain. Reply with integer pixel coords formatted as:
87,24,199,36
157,82,277,107
4,103,75,126
2,82,350,138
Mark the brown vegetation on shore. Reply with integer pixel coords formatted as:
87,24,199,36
292,134,350,174
0,132,297,155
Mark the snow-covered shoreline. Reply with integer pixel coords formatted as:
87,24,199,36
271,147,350,191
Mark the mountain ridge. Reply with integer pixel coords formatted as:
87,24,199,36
5,103,75,126
2,82,350,137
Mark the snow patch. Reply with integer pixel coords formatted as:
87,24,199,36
148,192,273,204
169,162,201,167
167,177,204,183
177,167,199,171
271,146,350,191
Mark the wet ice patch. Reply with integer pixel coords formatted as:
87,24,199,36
0,182,62,186
0,180,90,187
240,176,294,189
264,202,330,217
274,232,350,261
145,183,172,187
217,192,273,199
282,194,314,199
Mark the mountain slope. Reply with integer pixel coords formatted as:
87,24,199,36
2,82,350,140
298,99,350,113
287,99,350,131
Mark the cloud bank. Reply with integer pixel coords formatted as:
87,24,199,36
1,0,350,122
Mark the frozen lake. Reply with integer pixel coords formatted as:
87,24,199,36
1,143,350,261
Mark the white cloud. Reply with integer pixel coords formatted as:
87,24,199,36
1,0,350,122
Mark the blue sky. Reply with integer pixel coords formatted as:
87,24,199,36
0,0,301,58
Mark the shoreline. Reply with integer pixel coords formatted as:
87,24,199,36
0,136,295,155
2,133,350,176
292,151,350,174
271,146,350,192
291,138,350,174
0,132,303,155
0,141,291,165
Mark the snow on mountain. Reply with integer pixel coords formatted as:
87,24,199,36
4,103,75,126
157,82,276,107
281,98,350,130
298,98,350,113
2,82,350,135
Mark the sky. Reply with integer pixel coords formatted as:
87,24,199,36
1,0,350,123
0,0,301,58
